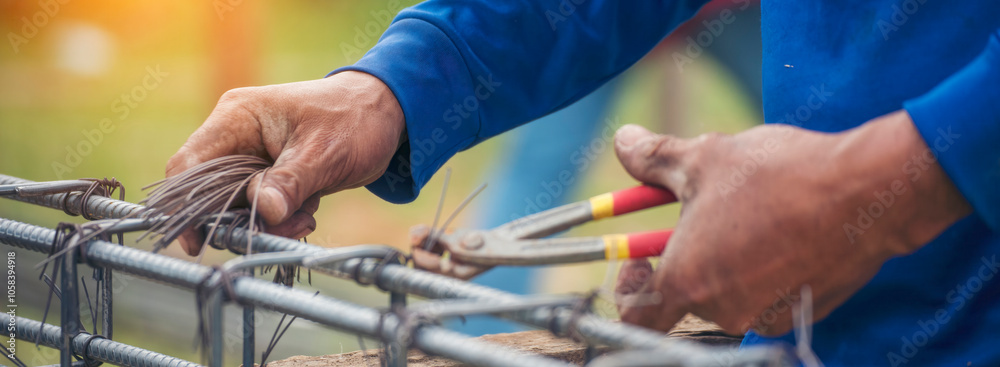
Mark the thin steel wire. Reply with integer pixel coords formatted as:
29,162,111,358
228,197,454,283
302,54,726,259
422,167,452,251
138,155,271,253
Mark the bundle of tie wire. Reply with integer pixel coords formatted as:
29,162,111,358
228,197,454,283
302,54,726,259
139,155,271,260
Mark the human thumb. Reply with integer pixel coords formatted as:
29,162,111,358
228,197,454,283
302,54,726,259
614,124,688,192
248,156,323,226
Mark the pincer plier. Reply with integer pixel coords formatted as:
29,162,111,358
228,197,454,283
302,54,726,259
413,185,678,278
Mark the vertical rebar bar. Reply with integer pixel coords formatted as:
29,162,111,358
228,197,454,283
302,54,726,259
102,267,114,339
60,247,79,366
243,269,255,367
208,289,224,367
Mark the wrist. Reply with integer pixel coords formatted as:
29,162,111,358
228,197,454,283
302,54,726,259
328,70,407,149
835,110,971,254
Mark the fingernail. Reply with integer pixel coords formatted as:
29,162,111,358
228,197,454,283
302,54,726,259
259,186,289,224
409,225,431,243
615,124,652,150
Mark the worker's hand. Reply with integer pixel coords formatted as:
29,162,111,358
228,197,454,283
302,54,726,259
613,111,971,336
166,71,405,256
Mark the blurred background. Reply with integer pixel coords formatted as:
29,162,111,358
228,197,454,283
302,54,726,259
0,1,761,364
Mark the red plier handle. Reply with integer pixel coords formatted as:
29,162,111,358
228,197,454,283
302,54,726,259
588,185,677,219
600,228,674,260
590,185,677,260
492,185,676,241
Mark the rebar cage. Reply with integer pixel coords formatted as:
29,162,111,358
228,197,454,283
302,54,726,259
0,174,789,367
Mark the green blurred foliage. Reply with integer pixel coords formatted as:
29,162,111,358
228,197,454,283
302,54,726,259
0,0,758,364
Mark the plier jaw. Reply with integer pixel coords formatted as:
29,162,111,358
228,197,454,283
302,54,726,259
441,228,675,266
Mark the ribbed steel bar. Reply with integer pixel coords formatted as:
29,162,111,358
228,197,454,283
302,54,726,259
60,247,79,366
243,268,255,367
0,174,142,219
16,316,203,367
0,218,570,367
0,174,783,364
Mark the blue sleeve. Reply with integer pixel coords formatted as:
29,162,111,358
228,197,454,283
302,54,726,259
331,1,709,203
904,29,1000,231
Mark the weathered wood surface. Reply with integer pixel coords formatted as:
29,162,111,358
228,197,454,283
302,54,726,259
267,314,741,366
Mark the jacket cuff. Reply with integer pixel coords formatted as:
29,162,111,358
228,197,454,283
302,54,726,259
329,18,480,204
903,30,1000,231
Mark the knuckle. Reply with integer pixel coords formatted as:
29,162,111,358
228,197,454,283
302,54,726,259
645,135,680,158
218,86,264,105
695,131,728,145
685,133,722,159
678,279,714,310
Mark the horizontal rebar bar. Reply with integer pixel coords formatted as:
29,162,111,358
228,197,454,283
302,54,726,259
0,217,570,367
0,174,142,219
16,316,203,367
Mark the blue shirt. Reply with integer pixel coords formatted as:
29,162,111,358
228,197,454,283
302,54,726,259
334,1,1000,365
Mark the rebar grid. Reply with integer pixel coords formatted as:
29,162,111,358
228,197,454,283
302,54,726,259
1,174,787,366
0,217,571,367
16,316,202,367
2,173,688,350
